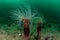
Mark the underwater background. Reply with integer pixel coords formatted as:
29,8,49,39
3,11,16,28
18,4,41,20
0,0,60,40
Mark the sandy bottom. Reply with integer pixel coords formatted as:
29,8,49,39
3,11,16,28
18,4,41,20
0,30,60,40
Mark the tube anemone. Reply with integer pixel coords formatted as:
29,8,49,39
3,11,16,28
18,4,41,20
37,22,42,40
24,19,30,40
